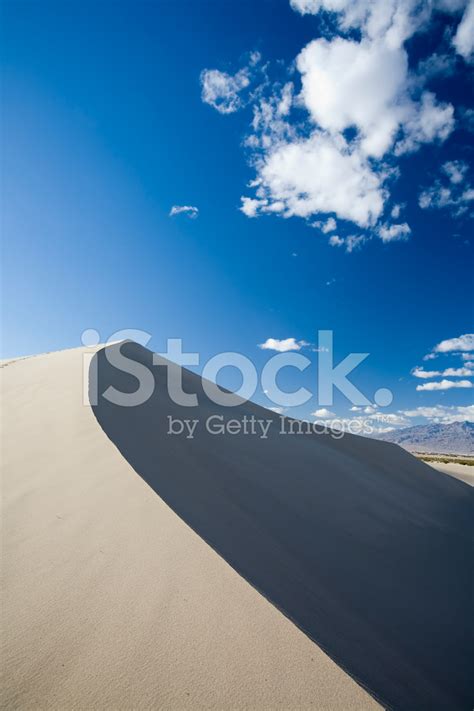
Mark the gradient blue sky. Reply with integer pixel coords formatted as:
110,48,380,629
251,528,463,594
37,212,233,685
2,0,473,429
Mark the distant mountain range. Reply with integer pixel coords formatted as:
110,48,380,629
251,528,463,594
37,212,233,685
376,421,474,455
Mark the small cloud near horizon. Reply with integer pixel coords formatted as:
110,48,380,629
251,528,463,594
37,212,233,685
312,408,335,418
258,337,309,352
416,379,473,391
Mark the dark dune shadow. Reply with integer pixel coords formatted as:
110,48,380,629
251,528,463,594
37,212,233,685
91,341,473,711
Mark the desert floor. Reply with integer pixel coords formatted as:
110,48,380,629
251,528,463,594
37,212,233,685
430,461,474,486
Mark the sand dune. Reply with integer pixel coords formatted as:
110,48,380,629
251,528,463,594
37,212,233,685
1,345,380,710
2,342,472,710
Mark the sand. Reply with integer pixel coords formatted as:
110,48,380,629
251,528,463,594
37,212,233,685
430,461,474,487
2,342,472,710
1,345,380,710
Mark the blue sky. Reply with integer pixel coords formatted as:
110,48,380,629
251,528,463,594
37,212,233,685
2,0,473,431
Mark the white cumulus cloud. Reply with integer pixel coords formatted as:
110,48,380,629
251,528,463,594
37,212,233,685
412,365,473,377
378,222,411,242
296,37,408,158
443,366,474,376
245,132,386,227
201,0,470,247
312,408,336,418
433,333,474,352
416,379,473,390
412,366,442,378
289,0,430,47
239,8,455,237
453,0,474,59
258,337,309,352
240,197,263,217
291,0,469,52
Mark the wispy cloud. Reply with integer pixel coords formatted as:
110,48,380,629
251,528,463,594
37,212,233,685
200,51,261,115
200,68,251,115
329,234,367,252
169,205,199,219
400,404,474,423
419,161,473,218
312,217,337,234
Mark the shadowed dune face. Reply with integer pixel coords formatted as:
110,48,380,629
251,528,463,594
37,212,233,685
91,341,473,711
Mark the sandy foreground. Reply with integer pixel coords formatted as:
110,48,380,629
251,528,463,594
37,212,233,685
1,346,380,710
2,343,472,710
